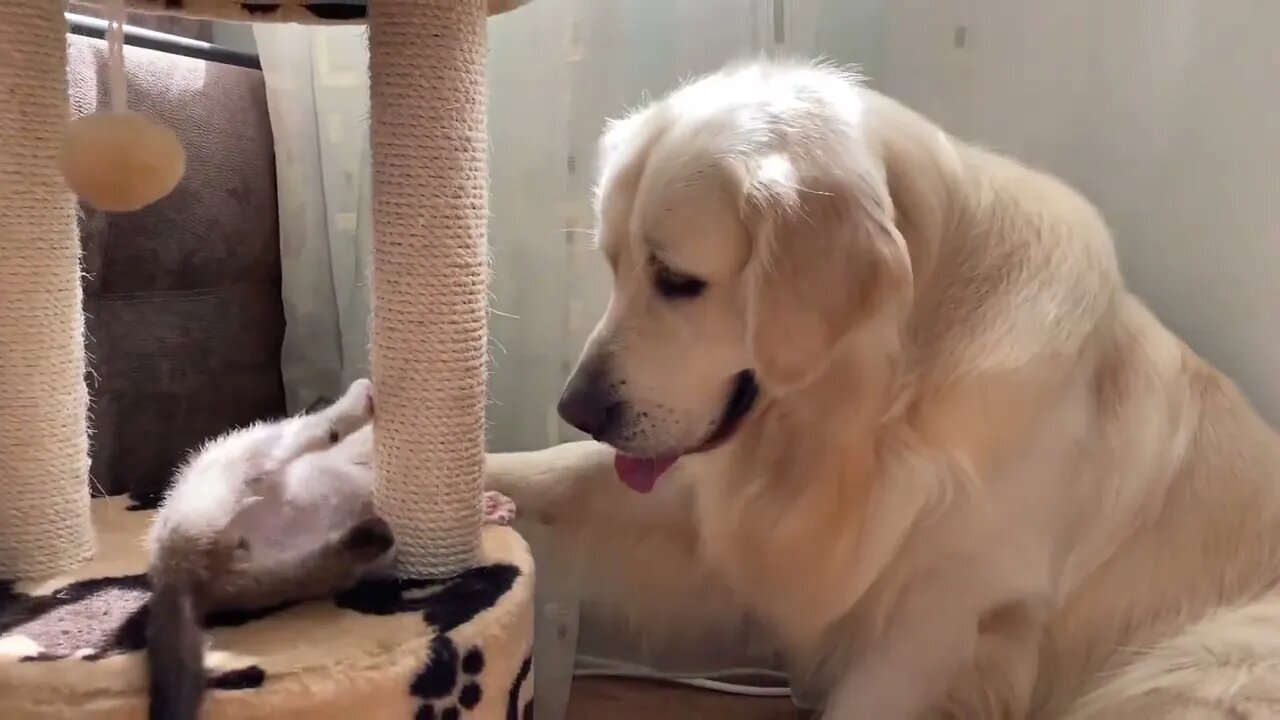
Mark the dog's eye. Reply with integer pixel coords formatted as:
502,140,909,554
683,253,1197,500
653,262,706,299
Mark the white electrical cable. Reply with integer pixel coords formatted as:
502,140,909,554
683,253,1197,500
573,655,795,698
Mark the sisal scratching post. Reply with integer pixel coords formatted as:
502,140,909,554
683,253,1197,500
0,1,95,578
1,4,535,718
368,0,489,577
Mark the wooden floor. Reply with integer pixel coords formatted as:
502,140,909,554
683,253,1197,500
566,678,804,720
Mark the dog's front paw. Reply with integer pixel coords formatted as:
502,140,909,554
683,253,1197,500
482,491,517,526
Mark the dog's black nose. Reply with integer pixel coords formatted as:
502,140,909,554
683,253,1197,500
557,384,606,437
557,366,619,438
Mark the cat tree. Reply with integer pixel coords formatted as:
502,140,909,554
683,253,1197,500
0,1,535,717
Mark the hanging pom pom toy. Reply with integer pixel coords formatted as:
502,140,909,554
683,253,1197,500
60,0,185,213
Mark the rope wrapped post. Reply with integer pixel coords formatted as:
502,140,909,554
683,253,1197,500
0,1,95,577
368,0,488,577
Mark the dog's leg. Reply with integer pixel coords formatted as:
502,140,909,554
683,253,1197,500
485,441,613,523
942,599,1045,719
1060,596,1280,720
824,566,1022,720
486,442,761,663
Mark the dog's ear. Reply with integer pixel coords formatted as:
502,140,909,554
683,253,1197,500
741,153,912,391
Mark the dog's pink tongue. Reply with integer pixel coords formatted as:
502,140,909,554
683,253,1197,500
614,453,679,494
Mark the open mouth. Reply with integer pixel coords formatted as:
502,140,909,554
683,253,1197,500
614,371,759,494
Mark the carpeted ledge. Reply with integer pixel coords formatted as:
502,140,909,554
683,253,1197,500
0,496,535,720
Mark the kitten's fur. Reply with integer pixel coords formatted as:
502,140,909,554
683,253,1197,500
145,379,519,720
146,379,393,720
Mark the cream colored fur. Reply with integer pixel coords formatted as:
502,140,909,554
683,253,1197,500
486,61,1280,718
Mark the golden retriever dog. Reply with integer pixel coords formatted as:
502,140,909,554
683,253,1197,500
486,60,1280,718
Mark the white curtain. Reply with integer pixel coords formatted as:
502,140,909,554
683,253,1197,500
485,0,880,452
253,0,876,436
253,24,372,413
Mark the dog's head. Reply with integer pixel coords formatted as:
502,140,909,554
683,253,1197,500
559,62,913,491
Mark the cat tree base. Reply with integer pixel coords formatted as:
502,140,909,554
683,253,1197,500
0,497,535,720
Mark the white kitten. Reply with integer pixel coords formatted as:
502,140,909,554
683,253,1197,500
145,378,517,720
146,378,391,720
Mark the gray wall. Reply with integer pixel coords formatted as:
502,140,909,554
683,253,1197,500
884,0,1280,425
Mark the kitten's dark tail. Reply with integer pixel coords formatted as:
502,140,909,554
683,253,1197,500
147,580,206,720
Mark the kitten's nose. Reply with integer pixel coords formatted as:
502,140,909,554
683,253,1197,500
557,363,618,439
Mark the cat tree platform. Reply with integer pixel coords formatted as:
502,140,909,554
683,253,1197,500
0,497,535,719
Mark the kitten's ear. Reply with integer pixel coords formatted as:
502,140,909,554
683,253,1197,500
231,536,254,563
342,517,396,562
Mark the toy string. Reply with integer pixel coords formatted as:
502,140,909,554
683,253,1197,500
105,0,127,113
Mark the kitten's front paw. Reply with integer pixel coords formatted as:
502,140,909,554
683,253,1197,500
482,491,517,526
352,378,375,419
328,379,375,438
